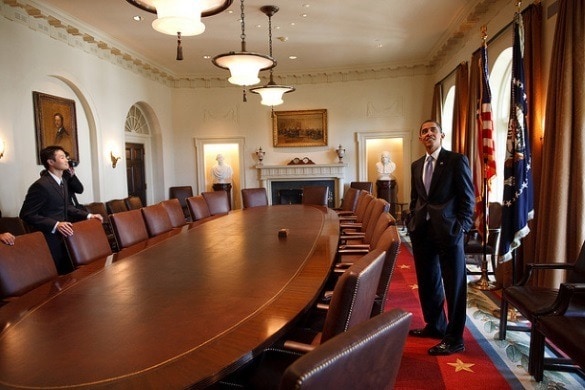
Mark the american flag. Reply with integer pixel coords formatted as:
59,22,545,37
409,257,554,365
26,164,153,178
473,33,497,239
498,12,534,262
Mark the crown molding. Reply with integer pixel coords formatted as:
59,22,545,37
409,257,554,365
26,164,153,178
2,0,506,89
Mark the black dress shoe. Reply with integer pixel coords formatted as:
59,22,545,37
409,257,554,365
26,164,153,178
428,340,465,355
408,327,444,339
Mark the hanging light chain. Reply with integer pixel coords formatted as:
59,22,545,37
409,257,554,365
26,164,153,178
239,0,246,52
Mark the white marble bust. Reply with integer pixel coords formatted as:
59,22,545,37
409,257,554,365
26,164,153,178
375,151,396,181
211,154,233,183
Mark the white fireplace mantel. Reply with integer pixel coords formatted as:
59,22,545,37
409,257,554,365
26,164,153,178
256,163,347,206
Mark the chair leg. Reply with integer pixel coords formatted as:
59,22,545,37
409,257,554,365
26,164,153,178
532,328,546,382
528,323,538,375
498,298,508,340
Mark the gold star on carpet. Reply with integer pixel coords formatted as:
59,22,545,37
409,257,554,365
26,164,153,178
399,264,410,269
447,359,475,372
409,284,418,290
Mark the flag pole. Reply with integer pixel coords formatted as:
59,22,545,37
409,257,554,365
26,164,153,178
472,157,497,290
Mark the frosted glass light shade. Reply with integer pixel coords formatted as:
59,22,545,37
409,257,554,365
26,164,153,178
213,52,275,86
250,84,295,106
152,0,205,36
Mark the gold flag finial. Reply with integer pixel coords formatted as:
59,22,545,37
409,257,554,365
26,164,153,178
481,25,488,41
516,1,522,11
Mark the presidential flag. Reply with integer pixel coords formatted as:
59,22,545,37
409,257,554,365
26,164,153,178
498,13,534,262
473,33,497,240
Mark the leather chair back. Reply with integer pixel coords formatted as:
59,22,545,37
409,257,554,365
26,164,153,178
0,231,58,298
83,202,119,253
353,193,374,223
321,248,385,343
281,308,412,390
160,198,187,228
106,199,128,215
109,209,149,249
242,188,269,209
124,196,143,210
65,219,112,267
0,217,28,236
371,224,401,316
361,199,391,242
338,187,361,212
202,191,230,216
83,202,108,219
187,196,212,221
169,186,194,219
350,181,373,193
141,203,173,237
302,186,329,207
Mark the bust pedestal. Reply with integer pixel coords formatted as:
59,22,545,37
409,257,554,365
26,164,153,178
376,179,397,216
212,183,232,210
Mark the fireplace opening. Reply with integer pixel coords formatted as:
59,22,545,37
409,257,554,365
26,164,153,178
271,180,335,207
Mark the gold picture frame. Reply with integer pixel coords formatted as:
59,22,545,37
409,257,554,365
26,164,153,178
33,91,79,164
273,109,327,147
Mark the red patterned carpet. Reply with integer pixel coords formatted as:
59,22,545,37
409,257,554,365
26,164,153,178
389,243,512,389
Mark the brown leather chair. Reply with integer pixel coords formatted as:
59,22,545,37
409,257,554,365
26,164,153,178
338,192,374,223
499,241,585,375
302,186,329,207
280,308,411,390
141,203,173,237
109,209,149,250
0,217,28,236
202,191,230,216
124,195,143,210
64,219,113,267
334,187,361,213
241,188,269,209
340,198,390,243
105,198,128,214
465,202,502,275
532,283,585,382
83,202,118,252
186,195,212,221
160,198,188,228
169,186,194,220
0,231,58,299
282,249,386,353
350,181,373,193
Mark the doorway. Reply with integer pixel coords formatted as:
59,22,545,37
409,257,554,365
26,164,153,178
126,142,146,206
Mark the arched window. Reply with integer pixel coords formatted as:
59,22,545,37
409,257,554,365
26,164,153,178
488,47,512,203
441,85,455,150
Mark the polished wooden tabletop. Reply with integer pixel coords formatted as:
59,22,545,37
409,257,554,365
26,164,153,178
0,205,339,389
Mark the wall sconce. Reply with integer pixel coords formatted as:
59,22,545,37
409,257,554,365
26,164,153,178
256,147,265,165
0,139,4,159
110,151,121,168
335,144,346,163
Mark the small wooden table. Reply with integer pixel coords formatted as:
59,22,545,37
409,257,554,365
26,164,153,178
0,205,339,389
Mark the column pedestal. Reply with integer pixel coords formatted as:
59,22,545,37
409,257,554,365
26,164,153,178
376,179,397,215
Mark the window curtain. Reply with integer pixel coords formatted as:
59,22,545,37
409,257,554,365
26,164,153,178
468,50,481,186
452,62,469,154
534,0,585,287
516,3,544,271
431,82,443,124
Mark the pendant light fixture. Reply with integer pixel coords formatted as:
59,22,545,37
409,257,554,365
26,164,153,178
212,0,276,87
250,5,295,106
126,0,233,60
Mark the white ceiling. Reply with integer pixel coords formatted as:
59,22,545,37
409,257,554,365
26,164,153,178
29,0,501,80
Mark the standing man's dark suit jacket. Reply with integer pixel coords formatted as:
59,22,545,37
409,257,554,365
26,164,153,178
408,148,475,244
20,174,89,274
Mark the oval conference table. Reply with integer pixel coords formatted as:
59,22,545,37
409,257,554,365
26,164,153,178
0,205,339,389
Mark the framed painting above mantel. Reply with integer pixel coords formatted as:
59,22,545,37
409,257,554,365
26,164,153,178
273,109,327,147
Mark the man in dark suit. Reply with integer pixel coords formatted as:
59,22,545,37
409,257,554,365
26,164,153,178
20,145,102,274
407,120,475,355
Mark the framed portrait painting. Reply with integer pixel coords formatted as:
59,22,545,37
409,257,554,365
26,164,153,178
273,109,327,147
33,91,79,164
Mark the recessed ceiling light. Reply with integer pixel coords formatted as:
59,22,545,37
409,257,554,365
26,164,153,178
203,55,211,59
133,15,142,21
290,22,296,26
289,55,298,60
302,4,310,8
301,13,307,17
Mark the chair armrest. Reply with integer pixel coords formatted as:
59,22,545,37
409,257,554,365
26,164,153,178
339,222,362,229
517,262,575,285
283,340,316,353
538,283,585,316
316,302,329,310
337,248,369,255
338,244,369,250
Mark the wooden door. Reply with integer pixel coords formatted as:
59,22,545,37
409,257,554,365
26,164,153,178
126,142,146,206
